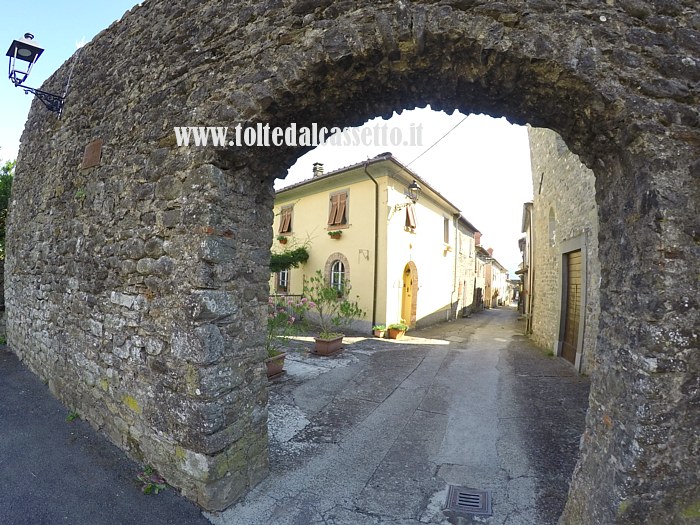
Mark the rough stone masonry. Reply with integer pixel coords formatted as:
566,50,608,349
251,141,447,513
6,0,698,522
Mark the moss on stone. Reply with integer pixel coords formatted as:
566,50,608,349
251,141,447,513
184,364,199,396
618,499,631,514
122,395,142,414
681,500,700,518
226,446,248,474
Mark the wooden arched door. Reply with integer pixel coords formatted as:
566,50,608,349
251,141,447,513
401,262,418,327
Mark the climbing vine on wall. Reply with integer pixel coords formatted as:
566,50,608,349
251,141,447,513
269,246,309,273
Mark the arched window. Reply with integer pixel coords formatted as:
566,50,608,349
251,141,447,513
324,252,350,291
549,208,557,246
330,260,345,290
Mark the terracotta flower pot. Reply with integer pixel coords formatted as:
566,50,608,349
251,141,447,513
278,238,288,244
313,335,343,356
265,352,286,378
329,232,342,239
387,328,406,340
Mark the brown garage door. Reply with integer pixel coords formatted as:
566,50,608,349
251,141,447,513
561,250,582,364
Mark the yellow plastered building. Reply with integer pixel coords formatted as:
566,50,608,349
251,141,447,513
270,153,481,332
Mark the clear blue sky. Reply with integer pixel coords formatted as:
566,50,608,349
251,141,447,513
1,1,533,275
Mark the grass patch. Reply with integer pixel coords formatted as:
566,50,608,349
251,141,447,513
137,465,168,495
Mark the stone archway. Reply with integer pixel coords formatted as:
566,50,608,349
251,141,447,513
6,2,698,521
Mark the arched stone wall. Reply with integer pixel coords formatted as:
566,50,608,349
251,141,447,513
6,1,698,520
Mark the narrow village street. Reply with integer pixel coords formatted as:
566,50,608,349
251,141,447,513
209,307,590,525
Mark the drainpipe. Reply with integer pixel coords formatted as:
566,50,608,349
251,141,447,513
451,213,461,320
363,161,379,328
527,209,535,334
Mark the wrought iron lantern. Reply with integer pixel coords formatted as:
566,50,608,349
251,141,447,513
393,179,422,214
407,179,421,203
6,33,64,114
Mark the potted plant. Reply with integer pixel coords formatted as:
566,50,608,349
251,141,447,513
265,296,308,378
303,270,365,355
372,324,386,338
387,320,408,339
328,230,343,240
265,348,286,378
277,235,288,245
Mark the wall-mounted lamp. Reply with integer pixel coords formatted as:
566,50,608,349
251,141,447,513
6,33,64,114
406,179,421,203
392,179,422,214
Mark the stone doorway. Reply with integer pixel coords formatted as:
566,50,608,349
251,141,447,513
6,2,697,522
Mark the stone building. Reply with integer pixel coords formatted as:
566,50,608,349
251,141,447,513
454,215,479,318
521,127,600,375
517,211,533,325
473,233,487,311
271,153,481,330
475,244,509,310
494,260,509,306
487,251,509,308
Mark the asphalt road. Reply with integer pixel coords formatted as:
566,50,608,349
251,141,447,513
0,345,209,525
0,307,589,525
209,307,591,525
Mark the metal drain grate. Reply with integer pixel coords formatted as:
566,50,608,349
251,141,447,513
445,486,492,516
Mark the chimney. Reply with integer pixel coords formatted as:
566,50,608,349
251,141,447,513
474,232,481,246
312,162,324,177
487,248,494,256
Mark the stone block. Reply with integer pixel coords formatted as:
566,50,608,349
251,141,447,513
187,290,239,322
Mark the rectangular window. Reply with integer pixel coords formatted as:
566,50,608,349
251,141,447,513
405,204,417,231
276,269,289,293
328,191,348,226
444,218,450,244
278,206,293,234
